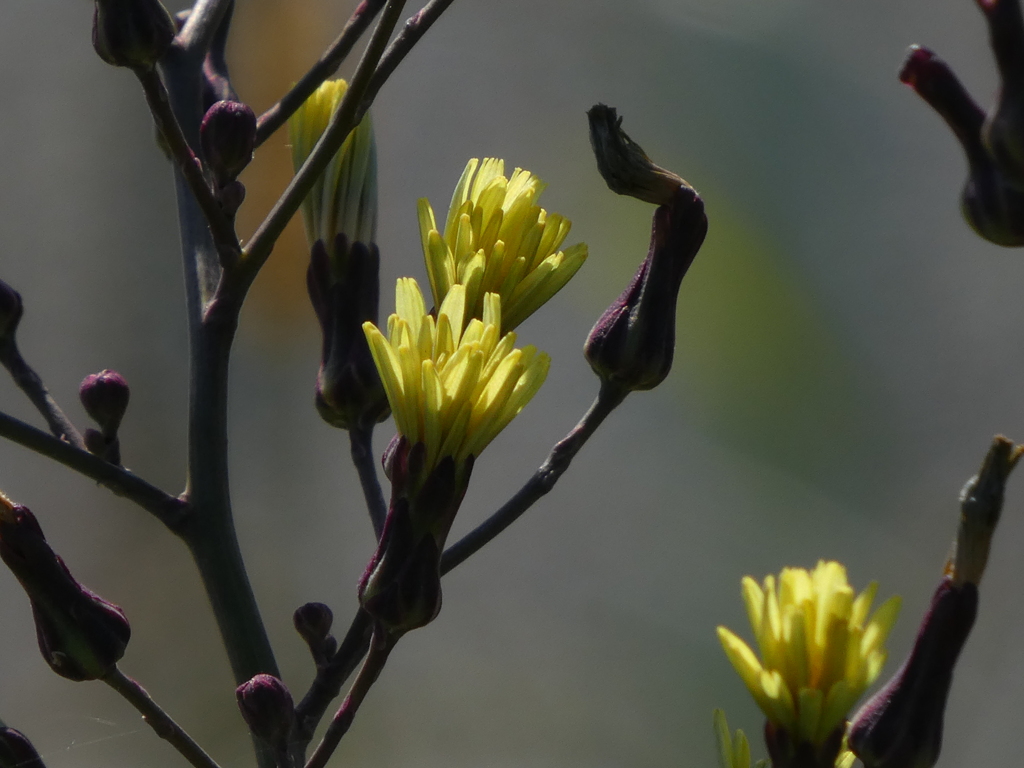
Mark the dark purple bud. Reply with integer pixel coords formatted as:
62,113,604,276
79,370,130,438
92,0,176,71
0,727,45,768
201,101,256,187
0,497,131,681
236,674,295,754
308,236,390,431
0,280,23,343
900,45,1024,246
584,186,707,392
764,719,845,768
978,0,1024,180
294,602,335,663
849,578,977,768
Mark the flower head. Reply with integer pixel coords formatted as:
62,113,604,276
717,561,901,749
417,158,587,331
363,278,549,475
289,79,377,254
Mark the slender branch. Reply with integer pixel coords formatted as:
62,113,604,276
441,382,627,574
0,409,186,528
294,610,374,745
254,0,387,147
350,427,387,539
239,0,407,289
304,630,395,768
364,0,459,106
104,667,222,768
0,340,84,450
175,0,234,57
135,68,240,268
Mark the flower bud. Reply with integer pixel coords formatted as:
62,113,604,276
308,236,390,431
585,186,707,392
92,0,177,71
848,578,977,768
0,495,131,681
236,674,295,755
79,369,130,443
900,45,1024,246
0,727,45,768
200,101,257,188
293,602,335,663
0,280,23,344
979,0,1024,181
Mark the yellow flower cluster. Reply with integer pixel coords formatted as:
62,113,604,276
417,158,587,331
363,279,549,471
717,561,900,746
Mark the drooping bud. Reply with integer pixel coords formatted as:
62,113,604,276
584,105,708,392
235,674,296,756
200,100,257,188
0,727,46,768
0,280,23,343
848,578,978,768
979,0,1024,181
293,602,336,664
307,236,390,431
900,45,1024,246
92,0,177,71
0,494,131,681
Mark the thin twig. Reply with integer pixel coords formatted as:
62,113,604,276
239,0,407,289
0,409,186,528
135,68,240,267
441,382,628,574
104,667,222,768
255,0,388,147
350,426,387,539
294,610,374,745
0,340,84,450
175,0,234,57
304,630,395,768
363,0,459,107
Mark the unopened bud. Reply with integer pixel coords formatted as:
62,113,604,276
92,0,177,71
0,727,45,768
200,101,256,187
0,495,131,681
236,674,295,754
293,602,336,663
849,578,977,768
79,370,130,437
308,236,390,431
900,45,1024,246
0,280,22,343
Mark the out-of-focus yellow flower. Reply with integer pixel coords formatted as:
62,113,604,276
834,749,856,768
289,78,377,253
717,561,901,747
417,158,587,331
362,278,549,472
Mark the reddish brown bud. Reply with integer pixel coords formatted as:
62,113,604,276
293,602,336,663
236,674,295,754
200,101,256,187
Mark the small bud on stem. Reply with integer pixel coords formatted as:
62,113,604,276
92,0,176,71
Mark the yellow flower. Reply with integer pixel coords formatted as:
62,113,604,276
717,561,901,747
362,278,549,472
417,158,588,331
289,78,377,252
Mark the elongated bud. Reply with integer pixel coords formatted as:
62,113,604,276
308,236,390,431
294,602,336,663
0,727,45,768
0,495,130,681
848,578,977,768
979,0,1024,181
236,674,295,755
0,280,23,344
201,101,256,188
92,0,176,71
900,45,1024,245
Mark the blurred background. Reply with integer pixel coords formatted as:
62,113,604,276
1,0,1023,765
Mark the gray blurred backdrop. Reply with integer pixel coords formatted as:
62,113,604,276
2,1,1023,766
